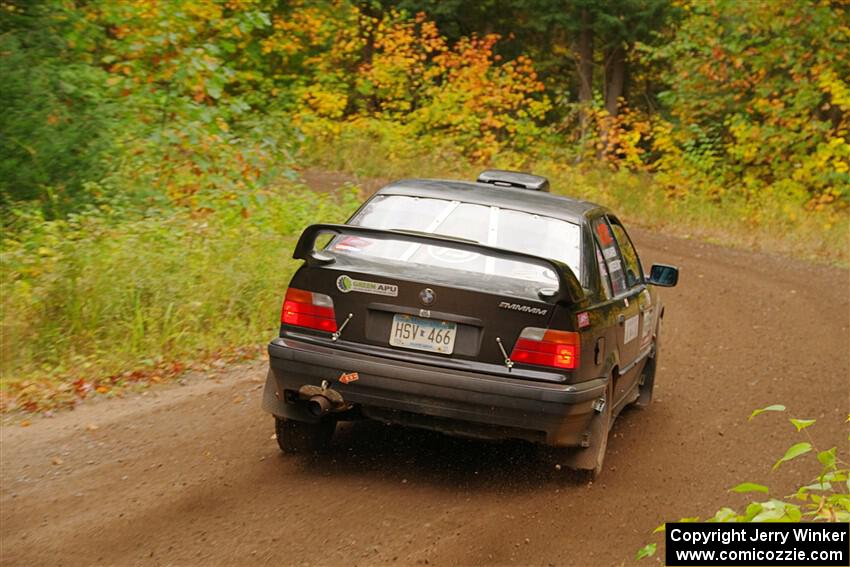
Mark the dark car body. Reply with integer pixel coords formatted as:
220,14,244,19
263,171,678,475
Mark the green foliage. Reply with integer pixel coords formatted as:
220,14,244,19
749,404,786,420
635,543,656,561
649,0,850,211
729,482,769,495
0,1,117,216
773,442,812,471
791,418,817,432
2,0,848,219
84,0,302,206
1,0,848,410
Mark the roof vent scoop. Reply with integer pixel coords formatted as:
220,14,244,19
477,169,550,192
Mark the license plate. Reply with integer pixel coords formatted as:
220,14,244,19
389,314,457,355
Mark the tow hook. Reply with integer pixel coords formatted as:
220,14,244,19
297,383,348,417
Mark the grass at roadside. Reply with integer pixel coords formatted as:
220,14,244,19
0,186,360,412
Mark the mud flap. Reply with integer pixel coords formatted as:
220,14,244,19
261,368,287,416
636,334,659,408
562,408,608,471
635,356,656,407
560,382,611,476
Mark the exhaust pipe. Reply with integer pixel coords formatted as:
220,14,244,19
307,395,332,417
297,383,349,415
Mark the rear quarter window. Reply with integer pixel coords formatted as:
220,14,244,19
593,217,627,296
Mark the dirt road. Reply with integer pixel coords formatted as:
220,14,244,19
2,228,848,566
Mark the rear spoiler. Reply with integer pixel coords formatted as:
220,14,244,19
293,223,585,304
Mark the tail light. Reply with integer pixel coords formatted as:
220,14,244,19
281,288,337,332
510,328,580,370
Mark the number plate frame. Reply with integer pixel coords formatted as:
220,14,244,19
389,314,457,355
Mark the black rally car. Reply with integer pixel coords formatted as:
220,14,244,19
262,170,678,477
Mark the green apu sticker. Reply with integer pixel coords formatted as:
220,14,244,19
336,275,398,297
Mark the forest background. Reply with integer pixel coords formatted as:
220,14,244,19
1,0,848,410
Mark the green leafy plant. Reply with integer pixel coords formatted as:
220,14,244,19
636,406,850,561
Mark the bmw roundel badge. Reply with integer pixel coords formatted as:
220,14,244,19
419,288,436,306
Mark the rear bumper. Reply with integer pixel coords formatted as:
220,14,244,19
263,336,607,447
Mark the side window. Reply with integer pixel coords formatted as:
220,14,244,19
593,217,627,296
609,217,643,289
595,243,612,299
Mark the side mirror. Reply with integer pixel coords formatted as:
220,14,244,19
648,264,679,287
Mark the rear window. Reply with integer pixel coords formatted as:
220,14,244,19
333,195,582,286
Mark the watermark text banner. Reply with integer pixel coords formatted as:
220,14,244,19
666,522,849,566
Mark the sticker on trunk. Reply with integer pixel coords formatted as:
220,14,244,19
336,275,398,297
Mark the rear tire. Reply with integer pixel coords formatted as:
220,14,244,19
275,417,335,454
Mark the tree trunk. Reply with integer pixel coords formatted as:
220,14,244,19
351,2,379,116
574,8,594,163
577,10,594,105
598,44,627,160
605,45,626,118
